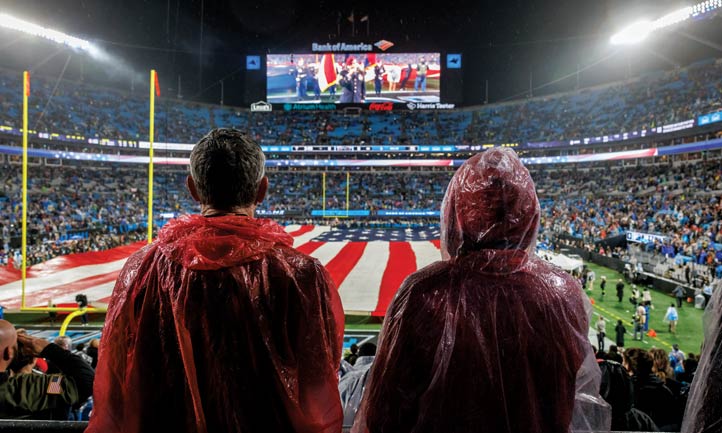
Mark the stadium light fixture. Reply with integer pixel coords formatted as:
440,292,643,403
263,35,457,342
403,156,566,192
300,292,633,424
610,20,654,45
0,13,92,51
610,0,722,45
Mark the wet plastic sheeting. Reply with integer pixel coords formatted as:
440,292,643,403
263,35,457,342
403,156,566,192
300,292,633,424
88,215,345,433
352,149,611,433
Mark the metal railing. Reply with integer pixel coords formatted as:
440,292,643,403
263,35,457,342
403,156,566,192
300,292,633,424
0,421,676,433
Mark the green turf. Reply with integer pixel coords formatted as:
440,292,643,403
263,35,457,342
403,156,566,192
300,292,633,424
584,263,704,355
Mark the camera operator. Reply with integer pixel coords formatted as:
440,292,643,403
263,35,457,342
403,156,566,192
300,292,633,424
0,320,94,419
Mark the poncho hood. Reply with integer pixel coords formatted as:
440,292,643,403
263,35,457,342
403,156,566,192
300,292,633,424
441,148,540,268
157,214,294,270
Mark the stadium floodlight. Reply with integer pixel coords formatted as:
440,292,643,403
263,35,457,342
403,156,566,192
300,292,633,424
0,13,92,51
610,1,722,45
610,20,654,45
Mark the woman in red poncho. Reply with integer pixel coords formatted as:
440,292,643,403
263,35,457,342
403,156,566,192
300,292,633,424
87,129,344,433
352,148,610,433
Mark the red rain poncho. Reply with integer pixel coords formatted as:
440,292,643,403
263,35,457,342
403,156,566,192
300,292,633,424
352,148,610,433
87,215,344,433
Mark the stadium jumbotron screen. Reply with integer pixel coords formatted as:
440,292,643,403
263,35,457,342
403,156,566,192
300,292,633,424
266,52,440,104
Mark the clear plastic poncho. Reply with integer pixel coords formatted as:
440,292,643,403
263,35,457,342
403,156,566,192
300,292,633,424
682,281,722,433
352,148,611,433
87,214,345,433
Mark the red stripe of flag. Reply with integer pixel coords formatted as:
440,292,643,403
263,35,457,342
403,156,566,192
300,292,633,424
0,270,121,309
295,241,325,256
324,242,367,288
431,239,441,249
373,242,416,317
0,241,145,286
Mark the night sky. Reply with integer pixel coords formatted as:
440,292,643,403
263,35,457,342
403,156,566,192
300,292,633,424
1,0,721,106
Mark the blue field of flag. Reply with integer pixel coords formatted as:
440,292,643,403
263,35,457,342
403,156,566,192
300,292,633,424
312,227,441,242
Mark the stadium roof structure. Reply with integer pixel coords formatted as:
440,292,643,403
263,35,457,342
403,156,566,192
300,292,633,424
0,0,720,106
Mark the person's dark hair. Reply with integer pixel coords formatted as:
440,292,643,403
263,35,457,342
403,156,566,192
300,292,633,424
599,360,634,419
189,128,266,209
358,343,377,357
624,348,653,377
609,345,619,354
349,344,358,354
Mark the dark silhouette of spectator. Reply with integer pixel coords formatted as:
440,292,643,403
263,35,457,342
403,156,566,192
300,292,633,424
86,339,99,369
351,149,610,433
607,345,623,363
616,280,625,302
88,129,345,433
339,343,377,426
677,353,698,384
344,343,359,366
624,348,678,430
615,320,627,348
75,294,89,326
598,360,659,432
650,347,686,425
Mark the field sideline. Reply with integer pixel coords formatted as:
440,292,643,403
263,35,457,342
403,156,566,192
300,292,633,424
5,263,707,356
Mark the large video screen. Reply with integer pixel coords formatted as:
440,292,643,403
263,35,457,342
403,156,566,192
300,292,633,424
266,53,440,104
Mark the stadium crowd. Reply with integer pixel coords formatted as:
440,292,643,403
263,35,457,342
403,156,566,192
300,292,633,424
1,57,721,146
2,157,722,288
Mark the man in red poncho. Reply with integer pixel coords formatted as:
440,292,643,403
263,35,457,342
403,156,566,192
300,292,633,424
352,148,610,433
88,128,345,433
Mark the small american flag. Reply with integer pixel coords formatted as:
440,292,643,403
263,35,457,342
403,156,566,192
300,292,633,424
46,375,63,395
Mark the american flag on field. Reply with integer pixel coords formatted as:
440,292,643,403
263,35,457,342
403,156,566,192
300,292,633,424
46,375,63,394
0,226,442,317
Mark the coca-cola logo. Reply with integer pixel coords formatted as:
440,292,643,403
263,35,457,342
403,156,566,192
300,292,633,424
368,102,394,111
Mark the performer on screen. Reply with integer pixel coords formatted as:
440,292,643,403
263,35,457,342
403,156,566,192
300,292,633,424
295,58,308,101
309,63,321,100
373,61,386,97
388,65,401,92
415,57,429,92
339,60,365,103
399,63,412,91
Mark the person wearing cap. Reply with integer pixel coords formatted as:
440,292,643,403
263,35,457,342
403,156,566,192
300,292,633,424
351,148,610,433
